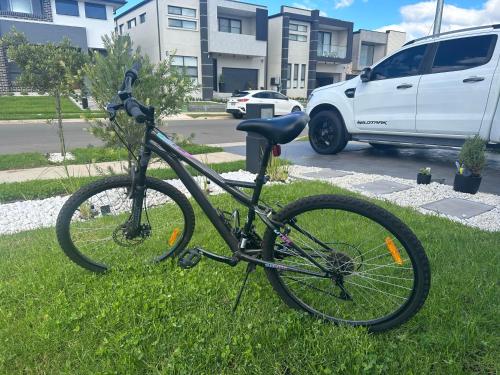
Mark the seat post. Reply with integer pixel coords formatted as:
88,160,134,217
251,141,273,205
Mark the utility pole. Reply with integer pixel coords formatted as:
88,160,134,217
433,0,444,35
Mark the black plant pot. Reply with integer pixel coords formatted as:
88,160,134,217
218,83,225,92
453,173,482,194
417,173,431,184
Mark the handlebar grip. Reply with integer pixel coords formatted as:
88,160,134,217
124,99,147,123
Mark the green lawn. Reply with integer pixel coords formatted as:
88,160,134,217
0,160,245,203
0,181,498,374
0,144,222,171
0,96,105,120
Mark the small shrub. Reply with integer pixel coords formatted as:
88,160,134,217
419,167,431,175
267,155,289,182
459,136,486,176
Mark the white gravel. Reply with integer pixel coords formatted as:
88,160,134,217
1,165,499,235
0,170,256,236
47,152,75,163
289,165,500,232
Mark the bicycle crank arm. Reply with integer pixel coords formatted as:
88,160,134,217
197,247,240,266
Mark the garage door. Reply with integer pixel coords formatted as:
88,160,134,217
222,68,258,93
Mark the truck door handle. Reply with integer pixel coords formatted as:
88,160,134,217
397,84,413,89
463,76,485,83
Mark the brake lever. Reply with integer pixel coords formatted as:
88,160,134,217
106,103,123,121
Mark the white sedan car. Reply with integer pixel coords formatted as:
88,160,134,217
226,90,303,119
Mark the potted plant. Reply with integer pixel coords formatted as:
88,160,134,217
417,167,432,184
218,74,225,92
453,135,486,194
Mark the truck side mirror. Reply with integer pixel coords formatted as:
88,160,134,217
360,67,372,82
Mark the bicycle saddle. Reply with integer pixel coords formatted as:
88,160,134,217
236,112,309,145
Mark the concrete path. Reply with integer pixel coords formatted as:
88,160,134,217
0,151,245,183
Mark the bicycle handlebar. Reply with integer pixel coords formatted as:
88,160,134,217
124,98,147,123
110,62,152,123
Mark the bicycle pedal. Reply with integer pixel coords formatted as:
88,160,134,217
178,248,202,269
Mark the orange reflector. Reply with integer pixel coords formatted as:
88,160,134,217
385,237,403,265
168,228,181,246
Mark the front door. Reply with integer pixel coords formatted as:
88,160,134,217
354,43,428,132
416,34,498,135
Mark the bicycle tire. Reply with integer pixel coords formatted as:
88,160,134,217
262,194,430,332
56,175,195,273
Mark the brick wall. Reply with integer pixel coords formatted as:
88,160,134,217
0,47,10,94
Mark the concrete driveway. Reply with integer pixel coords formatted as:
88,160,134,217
225,141,500,196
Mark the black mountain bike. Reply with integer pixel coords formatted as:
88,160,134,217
56,66,430,332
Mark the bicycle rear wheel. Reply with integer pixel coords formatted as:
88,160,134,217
262,195,430,332
56,176,195,273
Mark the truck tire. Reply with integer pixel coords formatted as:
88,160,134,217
308,110,348,154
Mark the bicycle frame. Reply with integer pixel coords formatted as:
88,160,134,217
129,121,331,278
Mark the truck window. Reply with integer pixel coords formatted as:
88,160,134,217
431,35,497,74
371,44,427,81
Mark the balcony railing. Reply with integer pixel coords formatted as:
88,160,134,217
317,45,347,59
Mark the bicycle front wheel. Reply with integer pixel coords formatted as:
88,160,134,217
262,195,430,332
56,176,195,273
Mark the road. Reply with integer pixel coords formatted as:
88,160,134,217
1,119,499,195
0,119,244,154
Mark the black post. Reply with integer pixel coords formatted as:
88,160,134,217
245,103,274,173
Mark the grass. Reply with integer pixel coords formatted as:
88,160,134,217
0,181,498,373
0,96,105,120
0,144,223,171
0,160,245,203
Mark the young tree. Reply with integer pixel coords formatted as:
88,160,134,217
83,34,196,165
0,28,86,156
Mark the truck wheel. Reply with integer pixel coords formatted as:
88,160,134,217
308,110,348,154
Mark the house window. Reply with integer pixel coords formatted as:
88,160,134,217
286,63,291,89
318,31,332,57
168,18,196,30
218,17,241,34
360,43,375,67
167,5,195,17
290,34,307,42
84,2,106,19
171,56,198,83
139,12,146,23
55,0,79,16
127,18,136,29
290,23,307,32
119,24,123,34
293,64,299,88
300,64,306,88
3,0,32,13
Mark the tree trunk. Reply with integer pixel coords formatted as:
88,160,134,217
55,93,66,156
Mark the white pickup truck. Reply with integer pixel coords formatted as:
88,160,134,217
306,25,500,154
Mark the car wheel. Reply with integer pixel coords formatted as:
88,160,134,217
308,110,348,154
291,106,302,113
232,112,243,119
369,143,397,150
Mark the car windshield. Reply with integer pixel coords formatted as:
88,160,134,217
231,91,249,98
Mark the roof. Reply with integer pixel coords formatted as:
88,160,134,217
115,0,266,19
114,0,151,19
